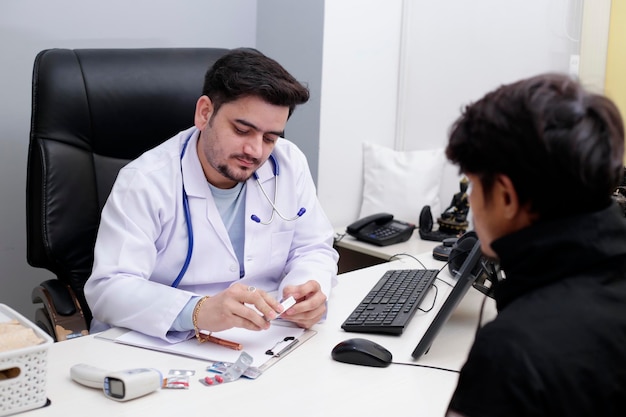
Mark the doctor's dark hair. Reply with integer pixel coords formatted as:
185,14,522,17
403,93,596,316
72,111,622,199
202,48,309,119
445,73,624,220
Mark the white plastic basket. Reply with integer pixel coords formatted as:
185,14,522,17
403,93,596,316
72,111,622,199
0,304,53,416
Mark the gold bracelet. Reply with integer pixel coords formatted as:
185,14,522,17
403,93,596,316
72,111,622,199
192,295,210,342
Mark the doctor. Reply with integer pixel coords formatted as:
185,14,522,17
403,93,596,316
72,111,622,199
85,48,339,343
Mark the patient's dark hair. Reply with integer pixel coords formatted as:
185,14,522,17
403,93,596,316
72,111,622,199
446,73,625,219
202,48,309,119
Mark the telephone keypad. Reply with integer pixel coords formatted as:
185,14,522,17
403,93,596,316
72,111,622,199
361,220,415,246
369,224,405,239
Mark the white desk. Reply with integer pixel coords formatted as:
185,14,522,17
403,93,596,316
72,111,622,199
27,254,496,417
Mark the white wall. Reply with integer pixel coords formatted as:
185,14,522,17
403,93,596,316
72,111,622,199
579,0,612,93
317,0,582,228
398,0,581,150
318,0,404,227
0,0,257,318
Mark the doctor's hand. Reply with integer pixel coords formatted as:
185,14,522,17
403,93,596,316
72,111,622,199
280,280,327,329
193,283,283,333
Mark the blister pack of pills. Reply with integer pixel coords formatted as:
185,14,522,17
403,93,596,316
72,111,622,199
200,352,254,386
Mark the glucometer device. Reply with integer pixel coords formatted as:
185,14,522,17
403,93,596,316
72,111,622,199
70,363,162,401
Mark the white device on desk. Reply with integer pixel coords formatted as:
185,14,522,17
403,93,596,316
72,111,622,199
70,363,162,401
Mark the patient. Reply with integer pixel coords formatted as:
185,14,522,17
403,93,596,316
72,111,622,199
444,73,626,416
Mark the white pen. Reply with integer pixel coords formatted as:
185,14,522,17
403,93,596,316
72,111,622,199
247,295,297,321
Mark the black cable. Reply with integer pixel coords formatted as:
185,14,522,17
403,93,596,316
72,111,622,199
435,276,454,288
388,252,427,269
438,260,450,274
390,361,460,373
438,247,472,275
418,283,438,313
390,252,455,287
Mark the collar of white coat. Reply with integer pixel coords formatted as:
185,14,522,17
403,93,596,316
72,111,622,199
252,155,277,184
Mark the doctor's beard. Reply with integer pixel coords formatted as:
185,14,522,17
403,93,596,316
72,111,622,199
216,155,260,184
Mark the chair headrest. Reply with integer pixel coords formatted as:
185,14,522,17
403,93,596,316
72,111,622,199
31,48,229,160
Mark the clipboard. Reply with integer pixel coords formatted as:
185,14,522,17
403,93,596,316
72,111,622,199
257,328,316,373
95,323,316,373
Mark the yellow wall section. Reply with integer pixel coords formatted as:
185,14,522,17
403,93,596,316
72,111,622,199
604,0,626,163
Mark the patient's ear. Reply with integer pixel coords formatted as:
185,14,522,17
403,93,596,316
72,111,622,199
496,174,536,226
497,175,518,219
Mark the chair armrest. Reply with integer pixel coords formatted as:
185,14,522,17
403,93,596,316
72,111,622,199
31,280,89,341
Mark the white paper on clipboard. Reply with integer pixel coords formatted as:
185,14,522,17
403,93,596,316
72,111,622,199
98,322,315,370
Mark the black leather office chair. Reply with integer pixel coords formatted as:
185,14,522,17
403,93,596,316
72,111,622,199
27,47,229,341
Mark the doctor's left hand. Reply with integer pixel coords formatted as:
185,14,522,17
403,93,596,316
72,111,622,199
193,283,283,333
280,280,327,329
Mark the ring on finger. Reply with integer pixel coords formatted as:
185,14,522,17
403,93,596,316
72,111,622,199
247,286,256,293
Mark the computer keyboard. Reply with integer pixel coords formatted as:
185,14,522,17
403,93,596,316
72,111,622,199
341,269,438,335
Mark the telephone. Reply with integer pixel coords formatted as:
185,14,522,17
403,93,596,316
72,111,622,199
346,213,415,246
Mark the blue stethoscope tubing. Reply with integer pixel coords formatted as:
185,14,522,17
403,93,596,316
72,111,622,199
171,130,305,288
171,134,195,288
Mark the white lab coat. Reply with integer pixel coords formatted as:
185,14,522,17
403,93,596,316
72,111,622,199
85,127,339,342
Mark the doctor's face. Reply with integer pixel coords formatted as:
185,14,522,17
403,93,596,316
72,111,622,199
195,95,289,189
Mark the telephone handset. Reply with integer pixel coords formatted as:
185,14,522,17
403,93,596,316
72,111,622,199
346,212,415,246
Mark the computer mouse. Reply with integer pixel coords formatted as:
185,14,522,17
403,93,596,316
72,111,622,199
331,338,392,367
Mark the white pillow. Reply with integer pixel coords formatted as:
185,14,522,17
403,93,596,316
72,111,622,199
359,142,445,225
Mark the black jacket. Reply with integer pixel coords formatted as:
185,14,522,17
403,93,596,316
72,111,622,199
448,203,626,417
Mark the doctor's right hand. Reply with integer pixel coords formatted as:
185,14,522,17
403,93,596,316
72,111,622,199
192,284,284,333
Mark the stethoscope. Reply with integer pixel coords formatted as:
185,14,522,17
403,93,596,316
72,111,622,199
250,156,306,224
171,130,305,287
